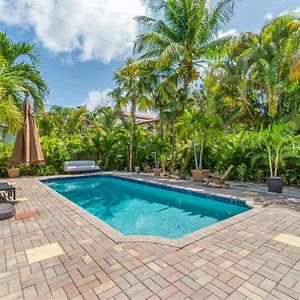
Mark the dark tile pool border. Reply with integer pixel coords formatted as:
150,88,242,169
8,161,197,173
41,174,250,209
37,174,263,248
39,173,259,247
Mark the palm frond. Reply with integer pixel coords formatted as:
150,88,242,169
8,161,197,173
0,94,23,133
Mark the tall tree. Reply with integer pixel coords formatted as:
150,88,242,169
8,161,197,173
244,15,300,119
92,106,121,169
206,15,300,126
109,57,149,171
0,33,48,133
178,90,222,171
134,0,240,99
136,65,179,172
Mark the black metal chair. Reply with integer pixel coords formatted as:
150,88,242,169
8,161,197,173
0,183,16,201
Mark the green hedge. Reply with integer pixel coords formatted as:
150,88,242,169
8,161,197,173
0,131,299,186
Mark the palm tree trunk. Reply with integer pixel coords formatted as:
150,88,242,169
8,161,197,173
1,126,7,142
129,97,136,172
183,60,192,91
135,143,139,169
104,158,109,170
127,146,130,170
274,149,279,177
159,117,164,137
268,148,273,177
193,132,198,170
240,91,255,123
199,137,204,170
171,121,176,174
159,115,166,173
180,138,190,175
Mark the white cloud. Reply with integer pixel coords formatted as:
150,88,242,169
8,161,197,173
294,7,300,13
84,89,114,111
266,7,300,20
218,29,237,38
279,10,288,17
60,54,74,66
264,13,273,21
0,0,147,64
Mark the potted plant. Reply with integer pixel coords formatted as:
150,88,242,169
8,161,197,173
0,143,20,177
191,134,209,182
151,134,168,177
152,152,161,176
253,122,298,193
179,106,221,181
7,165,20,178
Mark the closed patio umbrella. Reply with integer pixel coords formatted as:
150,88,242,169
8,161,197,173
11,97,44,166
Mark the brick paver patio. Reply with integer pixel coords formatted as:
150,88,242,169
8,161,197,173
1,173,300,299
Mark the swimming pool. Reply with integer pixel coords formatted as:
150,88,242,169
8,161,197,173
43,176,250,239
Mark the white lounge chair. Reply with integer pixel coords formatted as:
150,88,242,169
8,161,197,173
64,161,100,173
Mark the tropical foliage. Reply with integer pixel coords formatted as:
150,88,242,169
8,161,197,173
0,33,48,133
0,0,299,186
252,123,299,178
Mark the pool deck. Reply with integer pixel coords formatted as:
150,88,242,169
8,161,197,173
1,172,300,299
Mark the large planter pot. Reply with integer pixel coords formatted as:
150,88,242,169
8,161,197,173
267,177,284,193
192,169,209,181
153,168,161,177
7,168,20,178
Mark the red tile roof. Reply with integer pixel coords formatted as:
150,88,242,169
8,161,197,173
120,111,158,121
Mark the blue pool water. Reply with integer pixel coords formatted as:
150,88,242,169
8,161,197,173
44,176,249,239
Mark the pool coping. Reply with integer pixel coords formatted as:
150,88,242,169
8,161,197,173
39,173,264,248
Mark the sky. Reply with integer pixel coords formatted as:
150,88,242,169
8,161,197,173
0,0,299,111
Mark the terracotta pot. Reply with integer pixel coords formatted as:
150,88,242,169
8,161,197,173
7,168,20,178
191,169,209,181
153,168,161,176
267,177,284,193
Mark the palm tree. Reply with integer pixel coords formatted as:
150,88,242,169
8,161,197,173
289,49,300,81
245,16,300,118
134,0,240,96
160,96,185,172
109,57,150,171
252,122,298,178
0,32,48,133
178,89,222,171
206,15,300,125
137,66,179,172
210,58,257,124
92,106,120,169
